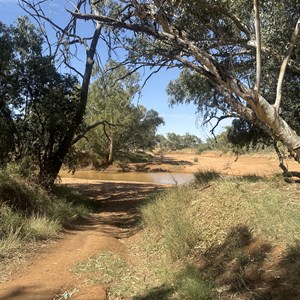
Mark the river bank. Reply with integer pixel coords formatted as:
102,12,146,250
59,151,300,184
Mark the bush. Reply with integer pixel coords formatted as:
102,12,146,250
196,143,211,154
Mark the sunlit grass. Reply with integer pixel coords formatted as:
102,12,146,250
173,265,217,300
0,230,23,258
24,215,60,240
0,170,91,258
141,186,200,259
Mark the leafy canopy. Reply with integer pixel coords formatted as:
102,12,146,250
0,17,80,182
80,61,164,162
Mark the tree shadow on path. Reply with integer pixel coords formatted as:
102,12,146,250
64,182,167,238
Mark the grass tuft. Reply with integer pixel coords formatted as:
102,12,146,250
0,170,91,260
0,230,23,258
140,187,200,259
173,265,216,300
24,215,60,240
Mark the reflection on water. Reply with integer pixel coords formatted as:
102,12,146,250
59,170,194,185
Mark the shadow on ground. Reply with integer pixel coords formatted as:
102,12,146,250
64,182,167,238
195,225,300,299
132,225,300,300
132,286,174,300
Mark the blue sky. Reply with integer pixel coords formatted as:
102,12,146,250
0,0,230,140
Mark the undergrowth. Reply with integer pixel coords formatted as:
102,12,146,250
0,170,90,259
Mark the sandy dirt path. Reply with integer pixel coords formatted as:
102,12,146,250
0,182,166,300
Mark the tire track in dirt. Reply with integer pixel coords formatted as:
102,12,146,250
0,181,166,300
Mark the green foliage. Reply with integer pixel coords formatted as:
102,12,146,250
203,127,273,154
196,143,212,154
167,69,220,119
227,119,273,150
163,1,300,149
156,132,202,150
117,150,154,163
0,18,82,187
173,265,216,300
79,61,164,163
205,129,235,153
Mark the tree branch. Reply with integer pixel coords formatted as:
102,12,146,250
204,115,234,137
253,0,262,92
198,2,251,39
245,40,300,74
274,17,300,113
72,120,123,144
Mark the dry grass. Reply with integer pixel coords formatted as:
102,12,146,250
0,171,91,268
73,250,162,299
191,174,300,247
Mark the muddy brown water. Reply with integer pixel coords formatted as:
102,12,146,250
59,170,194,185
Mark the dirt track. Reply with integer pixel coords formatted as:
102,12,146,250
1,152,299,299
0,182,166,300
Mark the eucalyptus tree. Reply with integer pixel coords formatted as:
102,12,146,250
82,61,164,163
122,106,164,151
83,61,140,164
13,0,105,188
20,0,300,164
162,132,202,150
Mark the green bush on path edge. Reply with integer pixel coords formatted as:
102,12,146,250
0,170,91,259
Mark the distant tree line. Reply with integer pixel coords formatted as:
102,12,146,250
156,132,202,150
77,61,164,166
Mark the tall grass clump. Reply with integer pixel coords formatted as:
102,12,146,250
173,265,216,300
137,183,218,299
0,170,90,258
140,186,201,260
